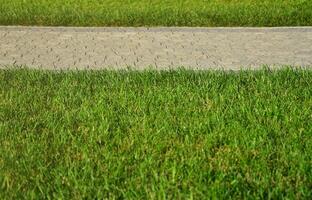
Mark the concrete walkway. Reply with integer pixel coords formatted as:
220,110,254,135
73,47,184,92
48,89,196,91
1,26,312,70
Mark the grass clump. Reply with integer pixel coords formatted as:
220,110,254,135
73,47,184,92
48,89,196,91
0,68,311,199
0,0,312,27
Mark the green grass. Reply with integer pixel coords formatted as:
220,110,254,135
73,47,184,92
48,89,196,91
1,0,312,27
0,68,311,199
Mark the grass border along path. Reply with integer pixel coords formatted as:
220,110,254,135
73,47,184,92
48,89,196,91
0,0,312,27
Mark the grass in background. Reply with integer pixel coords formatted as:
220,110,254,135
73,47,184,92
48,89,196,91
0,68,312,199
0,0,312,27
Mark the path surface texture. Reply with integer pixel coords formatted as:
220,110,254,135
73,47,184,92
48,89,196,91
1,26,312,70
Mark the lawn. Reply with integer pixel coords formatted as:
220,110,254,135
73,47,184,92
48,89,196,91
0,68,311,199
0,0,312,27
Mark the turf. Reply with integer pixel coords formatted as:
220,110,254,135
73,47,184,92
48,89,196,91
0,0,312,27
0,68,311,199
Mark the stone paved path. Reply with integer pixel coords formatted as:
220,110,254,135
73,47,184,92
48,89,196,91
1,26,312,70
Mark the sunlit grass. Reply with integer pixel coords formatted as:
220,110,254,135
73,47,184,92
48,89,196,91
0,68,311,199
0,0,312,26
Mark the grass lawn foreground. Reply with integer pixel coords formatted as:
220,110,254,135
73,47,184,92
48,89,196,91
0,68,311,199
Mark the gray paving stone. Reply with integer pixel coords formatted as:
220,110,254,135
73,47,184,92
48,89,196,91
0,26,312,70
